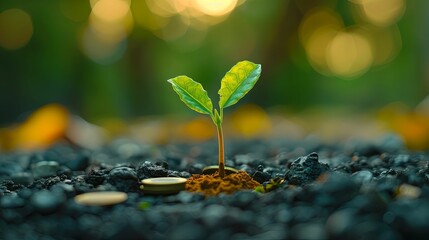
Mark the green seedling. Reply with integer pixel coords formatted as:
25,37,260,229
254,177,286,193
167,60,262,178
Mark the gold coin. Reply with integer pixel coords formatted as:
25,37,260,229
74,191,128,206
141,177,187,195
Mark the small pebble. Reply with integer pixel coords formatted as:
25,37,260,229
108,167,139,192
31,161,60,179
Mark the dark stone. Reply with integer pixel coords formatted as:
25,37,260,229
252,171,271,184
107,167,139,192
85,170,106,186
31,161,60,179
284,152,329,185
137,161,168,179
167,170,180,177
155,161,169,169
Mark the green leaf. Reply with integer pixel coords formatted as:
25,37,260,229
167,76,213,115
218,60,261,109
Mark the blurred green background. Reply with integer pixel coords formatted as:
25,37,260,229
0,0,428,125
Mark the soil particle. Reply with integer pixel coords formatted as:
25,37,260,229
186,171,261,196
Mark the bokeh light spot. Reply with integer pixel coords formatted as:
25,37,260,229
299,7,343,46
181,117,215,141
83,0,133,64
132,0,169,31
327,31,373,78
0,9,33,50
194,0,238,17
92,0,130,23
82,26,128,64
351,0,405,26
304,26,338,75
365,26,402,65
299,7,344,75
230,104,271,138
59,0,88,22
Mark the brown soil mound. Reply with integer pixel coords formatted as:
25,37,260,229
186,171,261,196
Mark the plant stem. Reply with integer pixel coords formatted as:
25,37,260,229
216,123,225,179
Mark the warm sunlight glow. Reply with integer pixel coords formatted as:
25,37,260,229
139,0,246,41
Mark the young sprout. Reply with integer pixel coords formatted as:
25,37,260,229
167,60,262,178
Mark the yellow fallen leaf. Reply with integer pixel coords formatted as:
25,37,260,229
13,104,69,150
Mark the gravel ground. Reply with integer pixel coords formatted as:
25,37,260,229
1,135,429,240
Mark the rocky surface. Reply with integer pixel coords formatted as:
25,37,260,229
1,137,429,239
